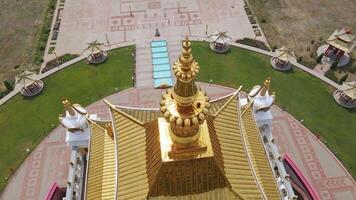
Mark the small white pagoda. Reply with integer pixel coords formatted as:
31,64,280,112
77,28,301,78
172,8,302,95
209,31,231,53
248,77,297,199
59,98,96,200
59,97,90,147
85,40,108,64
271,47,296,71
333,81,356,108
15,70,44,97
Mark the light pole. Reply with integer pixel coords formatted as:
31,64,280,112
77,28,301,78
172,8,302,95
52,50,60,65
177,0,181,13
129,5,133,17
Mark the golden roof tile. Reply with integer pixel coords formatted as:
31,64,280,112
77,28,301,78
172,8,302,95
115,106,161,123
108,105,149,200
211,94,264,199
149,187,244,200
85,120,116,200
241,106,281,199
209,94,234,115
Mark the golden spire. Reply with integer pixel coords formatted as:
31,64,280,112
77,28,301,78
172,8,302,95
172,37,201,100
160,37,210,149
260,77,271,96
61,97,76,116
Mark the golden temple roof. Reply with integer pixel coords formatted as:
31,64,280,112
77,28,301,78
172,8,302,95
86,91,281,199
241,106,280,199
84,38,281,199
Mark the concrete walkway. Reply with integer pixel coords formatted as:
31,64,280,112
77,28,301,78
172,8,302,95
1,83,355,200
135,39,154,87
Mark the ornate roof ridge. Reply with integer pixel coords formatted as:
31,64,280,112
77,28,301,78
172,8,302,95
210,92,236,103
85,116,108,132
114,104,160,111
212,86,242,117
104,99,144,126
240,106,281,199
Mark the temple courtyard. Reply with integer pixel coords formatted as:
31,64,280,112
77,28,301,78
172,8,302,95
0,43,355,199
1,85,356,200
45,0,264,62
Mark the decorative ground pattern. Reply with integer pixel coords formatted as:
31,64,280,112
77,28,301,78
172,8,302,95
1,83,355,200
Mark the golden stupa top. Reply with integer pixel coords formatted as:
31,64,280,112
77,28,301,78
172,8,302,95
260,77,271,96
61,97,76,116
173,37,200,83
160,38,211,148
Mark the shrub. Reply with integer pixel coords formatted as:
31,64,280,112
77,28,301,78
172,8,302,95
340,73,349,83
349,63,356,73
330,61,338,70
317,53,323,63
235,38,270,51
298,56,303,62
42,54,79,73
33,0,57,65
325,69,338,83
261,18,266,23
4,80,14,92
272,45,277,51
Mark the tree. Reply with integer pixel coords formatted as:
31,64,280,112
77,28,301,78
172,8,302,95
317,53,323,63
4,80,14,91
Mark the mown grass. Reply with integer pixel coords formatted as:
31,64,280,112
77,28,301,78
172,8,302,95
0,46,134,192
192,41,356,178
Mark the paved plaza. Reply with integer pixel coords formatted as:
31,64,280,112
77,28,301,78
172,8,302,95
1,83,356,200
48,0,261,61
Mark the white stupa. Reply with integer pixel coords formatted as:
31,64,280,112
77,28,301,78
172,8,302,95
248,77,296,199
59,98,91,147
248,77,275,127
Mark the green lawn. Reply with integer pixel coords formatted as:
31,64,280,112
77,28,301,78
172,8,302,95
0,46,133,191
192,42,356,177
0,42,355,194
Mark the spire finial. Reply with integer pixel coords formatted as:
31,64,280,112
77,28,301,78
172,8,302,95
260,77,271,96
62,97,76,116
160,38,211,148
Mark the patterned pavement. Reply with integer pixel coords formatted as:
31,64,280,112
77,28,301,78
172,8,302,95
48,0,261,61
1,83,356,200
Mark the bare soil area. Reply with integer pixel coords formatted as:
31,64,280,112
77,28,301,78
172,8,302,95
0,0,48,85
247,0,356,67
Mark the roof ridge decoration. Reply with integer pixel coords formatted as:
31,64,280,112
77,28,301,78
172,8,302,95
211,93,264,199
85,119,116,200
107,99,149,200
61,97,76,116
212,86,243,117
241,106,281,199
104,99,144,126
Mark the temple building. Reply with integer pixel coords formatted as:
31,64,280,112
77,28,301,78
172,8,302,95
61,38,297,199
323,28,356,64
